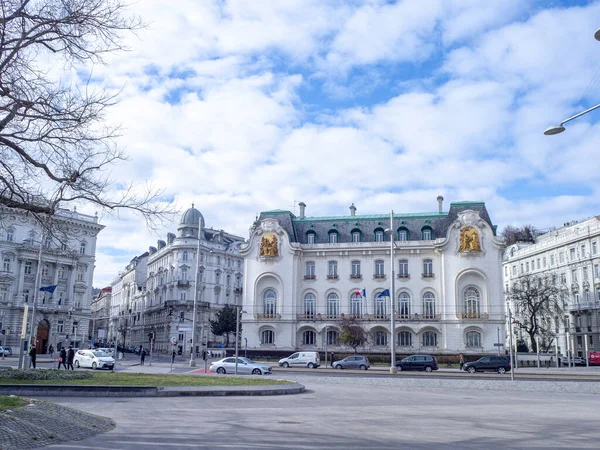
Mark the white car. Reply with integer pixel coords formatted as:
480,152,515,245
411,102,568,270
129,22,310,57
74,350,115,370
209,357,272,375
96,347,115,357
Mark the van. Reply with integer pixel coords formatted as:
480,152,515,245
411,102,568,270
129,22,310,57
278,351,320,368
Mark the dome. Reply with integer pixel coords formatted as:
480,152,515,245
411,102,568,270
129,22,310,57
177,204,205,238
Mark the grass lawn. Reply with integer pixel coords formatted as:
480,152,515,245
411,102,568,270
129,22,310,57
0,395,31,411
0,372,291,386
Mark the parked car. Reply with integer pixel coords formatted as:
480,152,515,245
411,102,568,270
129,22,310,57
332,355,370,370
278,351,320,368
463,356,511,374
209,357,272,375
96,347,115,357
0,346,13,356
73,350,115,370
562,356,586,366
395,354,438,372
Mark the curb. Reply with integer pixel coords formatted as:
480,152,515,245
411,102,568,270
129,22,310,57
0,382,305,397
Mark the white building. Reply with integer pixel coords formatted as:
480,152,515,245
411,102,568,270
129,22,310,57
503,216,600,356
105,205,245,355
241,199,506,356
0,206,103,353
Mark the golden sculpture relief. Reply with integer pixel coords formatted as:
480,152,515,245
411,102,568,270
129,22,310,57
260,233,279,257
459,226,481,252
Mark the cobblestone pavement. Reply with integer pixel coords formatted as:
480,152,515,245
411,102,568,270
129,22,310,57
0,399,115,450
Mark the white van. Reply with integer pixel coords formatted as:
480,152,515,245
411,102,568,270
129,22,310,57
278,351,320,368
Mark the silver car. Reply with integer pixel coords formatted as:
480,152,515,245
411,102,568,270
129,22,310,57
332,355,370,370
209,357,272,375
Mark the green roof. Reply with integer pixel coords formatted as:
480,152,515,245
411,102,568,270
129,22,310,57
293,212,447,222
260,209,294,215
449,201,485,206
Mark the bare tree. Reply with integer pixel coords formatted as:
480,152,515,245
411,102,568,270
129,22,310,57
339,317,369,353
501,224,540,246
0,0,172,228
506,274,562,353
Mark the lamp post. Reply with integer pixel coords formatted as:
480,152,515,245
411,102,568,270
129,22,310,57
544,29,600,135
189,215,203,367
385,210,397,374
234,307,246,375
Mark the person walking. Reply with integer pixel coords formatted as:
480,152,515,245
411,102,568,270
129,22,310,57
459,354,464,371
140,348,146,366
58,347,67,369
330,352,335,368
67,346,75,370
49,345,54,358
28,346,37,369
171,349,176,364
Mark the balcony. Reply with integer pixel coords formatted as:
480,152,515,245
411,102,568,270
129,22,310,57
350,274,362,279
569,301,600,312
255,313,281,320
234,287,243,294
422,273,434,279
327,275,339,280
457,313,489,320
177,280,190,288
304,275,316,280
296,314,317,320
374,274,386,280
397,274,410,279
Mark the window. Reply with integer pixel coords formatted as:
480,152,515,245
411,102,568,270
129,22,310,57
374,294,387,318
180,292,186,301
398,331,412,346
58,267,65,279
328,231,338,244
595,264,600,278
464,287,480,318
0,286,8,302
584,267,589,282
421,227,433,240
525,262,529,272
307,232,315,244
593,242,598,255
261,329,274,344
350,293,362,317
422,331,437,347
374,331,387,346
5,229,13,242
581,245,586,257
304,293,316,318
397,228,409,241
571,269,578,283
181,268,188,281
559,252,565,263
466,331,481,347
512,265,517,276
351,260,361,277
57,320,64,333
398,260,408,277
570,248,576,260
264,289,277,317
328,261,338,278
183,251,188,261
327,293,339,318
80,241,86,255
504,267,508,277
305,262,315,278
2,257,10,272
423,259,433,277
375,260,384,277
551,255,555,265
302,330,316,345
374,229,384,242
327,330,339,345
536,259,540,270
215,271,220,284
77,270,84,282
72,321,78,334
24,261,32,275
351,229,361,243
24,289,30,303
423,292,436,319
543,257,547,268
42,264,48,277
398,292,411,318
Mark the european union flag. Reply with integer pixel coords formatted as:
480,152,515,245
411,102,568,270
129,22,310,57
377,289,390,298
39,285,57,294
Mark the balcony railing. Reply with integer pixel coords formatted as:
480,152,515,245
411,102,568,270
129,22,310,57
397,273,410,279
327,275,339,280
569,301,600,311
422,273,434,278
457,313,489,320
255,313,281,320
304,275,316,280
374,274,386,279
177,280,190,287
350,274,362,279
296,314,317,320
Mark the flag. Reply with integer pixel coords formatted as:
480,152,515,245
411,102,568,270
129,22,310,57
39,285,57,294
361,288,366,297
377,289,390,298
354,291,361,297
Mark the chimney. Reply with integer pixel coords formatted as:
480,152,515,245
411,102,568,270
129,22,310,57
349,203,357,216
298,202,306,219
437,195,444,213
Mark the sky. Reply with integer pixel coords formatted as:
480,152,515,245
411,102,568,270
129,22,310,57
77,0,600,287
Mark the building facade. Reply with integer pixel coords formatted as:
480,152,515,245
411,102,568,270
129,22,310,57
0,206,103,353
104,205,245,355
241,199,506,355
89,286,112,344
503,217,600,356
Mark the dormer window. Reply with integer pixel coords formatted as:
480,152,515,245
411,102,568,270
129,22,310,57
421,227,433,240
351,229,361,243
328,230,339,244
398,227,409,241
374,229,384,242
306,232,316,244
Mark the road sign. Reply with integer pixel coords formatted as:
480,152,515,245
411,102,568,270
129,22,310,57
177,326,192,332
494,343,504,347
20,305,29,339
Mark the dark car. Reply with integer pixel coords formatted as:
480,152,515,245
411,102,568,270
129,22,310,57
333,355,370,370
396,354,438,372
463,356,511,374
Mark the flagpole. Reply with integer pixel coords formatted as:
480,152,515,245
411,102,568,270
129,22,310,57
389,210,397,374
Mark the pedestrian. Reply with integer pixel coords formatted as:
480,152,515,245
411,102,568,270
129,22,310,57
58,347,67,369
49,345,54,358
28,346,37,369
459,353,464,371
331,352,335,368
140,348,146,365
67,345,75,370
171,349,176,364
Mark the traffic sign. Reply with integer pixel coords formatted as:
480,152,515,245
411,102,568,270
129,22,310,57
494,343,504,347
177,326,192,332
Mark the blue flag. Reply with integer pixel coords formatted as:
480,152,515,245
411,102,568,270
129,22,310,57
40,285,57,294
361,288,366,297
377,289,390,298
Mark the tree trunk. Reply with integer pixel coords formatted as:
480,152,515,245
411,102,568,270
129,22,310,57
528,331,538,353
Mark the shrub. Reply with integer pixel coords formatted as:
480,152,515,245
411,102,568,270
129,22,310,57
0,369,93,381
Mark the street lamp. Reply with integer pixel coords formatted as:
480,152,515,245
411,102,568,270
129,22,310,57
545,29,600,135
234,307,247,375
189,215,203,368
384,209,397,374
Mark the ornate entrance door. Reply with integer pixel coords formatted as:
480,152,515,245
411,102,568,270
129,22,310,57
36,320,50,354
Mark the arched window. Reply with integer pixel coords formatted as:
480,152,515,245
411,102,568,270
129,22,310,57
80,241,87,255
398,292,411,318
261,329,274,345
374,294,387,318
302,330,316,345
421,227,433,240
466,330,481,347
351,229,362,243
264,289,277,317
327,330,339,345
306,231,316,244
183,251,188,261
327,293,339,318
422,331,437,347
304,293,316,318
423,292,436,319
374,331,387,346
5,228,14,242
374,228,384,242
397,227,410,241
464,287,481,318
328,230,339,244
398,331,412,346
350,293,362,317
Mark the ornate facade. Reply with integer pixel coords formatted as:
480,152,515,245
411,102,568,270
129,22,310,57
0,206,103,353
241,199,506,355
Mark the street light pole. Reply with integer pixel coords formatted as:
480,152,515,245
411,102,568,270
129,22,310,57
21,231,45,369
235,306,240,374
388,210,397,374
189,215,202,367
